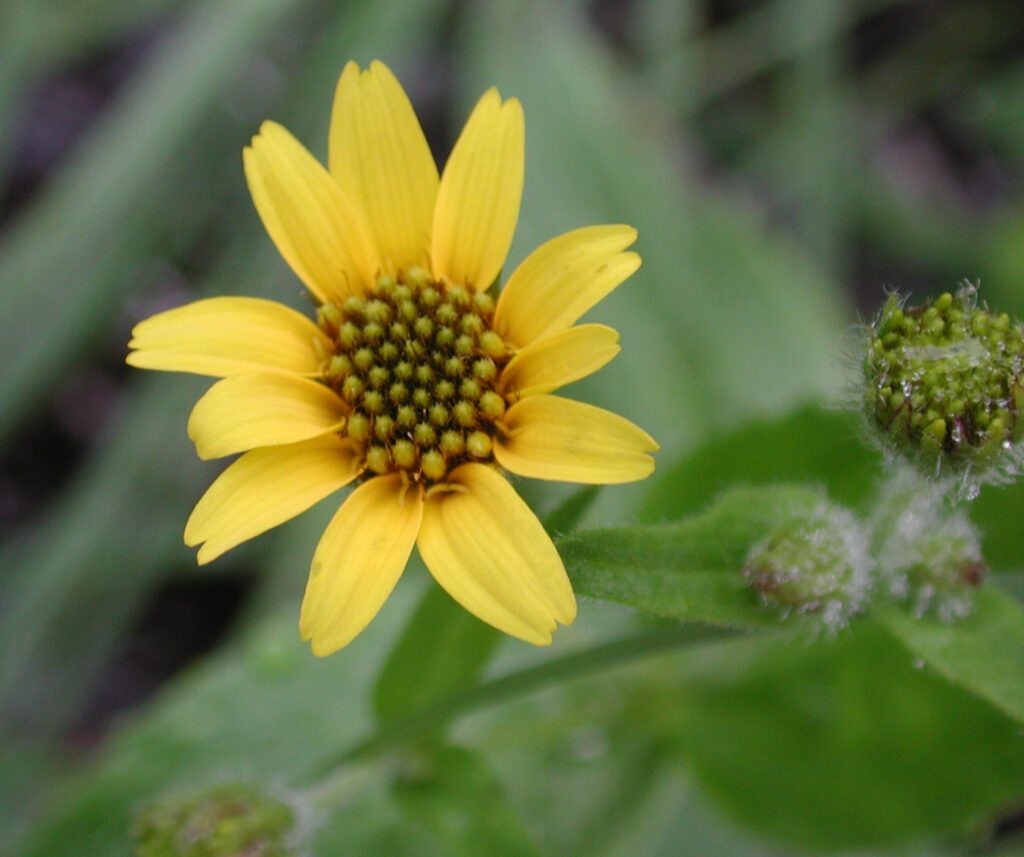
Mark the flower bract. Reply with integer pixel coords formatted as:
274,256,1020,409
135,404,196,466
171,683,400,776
127,60,656,653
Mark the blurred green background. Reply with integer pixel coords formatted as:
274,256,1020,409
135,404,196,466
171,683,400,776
2,0,1024,854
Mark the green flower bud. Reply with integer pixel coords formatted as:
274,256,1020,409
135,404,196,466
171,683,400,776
346,412,370,442
364,299,391,324
435,302,458,326
316,303,342,331
472,358,497,383
459,378,482,401
338,321,360,349
366,445,390,474
362,390,385,414
374,273,397,294
864,286,1024,494
435,326,455,349
743,503,872,630
421,449,446,481
478,390,506,420
414,423,438,447
479,331,506,359
352,347,375,372
367,366,389,389
872,479,984,621
374,414,395,442
131,782,295,857
472,291,495,316
341,375,364,403
392,440,418,470
439,430,465,456
454,334,475,356
448,286,471,308
466,430,492,458
453,400,476,427
460,314,484,337
413,316,434,340
396,405,417,428
405,266,432,289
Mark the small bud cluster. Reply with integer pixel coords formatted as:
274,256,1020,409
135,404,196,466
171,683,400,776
317,268,511,483
132,782,295,857
864,287,1024,483
872,481,984,621
743,504,873,631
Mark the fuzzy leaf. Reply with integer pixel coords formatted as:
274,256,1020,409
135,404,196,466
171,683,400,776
881,584,1024,724
558,485,827,628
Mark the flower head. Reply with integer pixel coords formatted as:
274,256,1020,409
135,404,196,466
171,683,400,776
127,61,656,653
863,285,1024,494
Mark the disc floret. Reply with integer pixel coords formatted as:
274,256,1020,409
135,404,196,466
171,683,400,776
864,286,1024,482
317,270,511,484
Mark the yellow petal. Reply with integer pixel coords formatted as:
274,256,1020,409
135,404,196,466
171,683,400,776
499,324,620,399
493,225,641,348
244,121,379,304
328,61,439,275
185,435,360,564
418,463,575,644
187,373,346,460
495,395,657,484
431,90,523,291
300,474,422,655
126,297,330,377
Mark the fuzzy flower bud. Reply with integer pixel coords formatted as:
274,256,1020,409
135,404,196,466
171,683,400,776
743,503,873,631
872,479,984,621
132,782,295,857
864,286,1024,493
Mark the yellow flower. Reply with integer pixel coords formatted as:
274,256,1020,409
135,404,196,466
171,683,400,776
127,61,656,654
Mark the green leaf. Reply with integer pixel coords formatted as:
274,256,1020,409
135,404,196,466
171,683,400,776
544,485,602,536
641,403,881,522
372,485,601,728
559,485,826,628
7,599,416,857
973,478,1024,571
880,584,1024,724
671,620,1024,849
393,744,545,857
373,585,503,728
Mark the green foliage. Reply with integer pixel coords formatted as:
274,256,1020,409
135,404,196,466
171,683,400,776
561,485,825,628
669,621,1024,849
373,585,502,729
640,404,881,521
392,744,545,857
372,486,599,731
882,585,1024,724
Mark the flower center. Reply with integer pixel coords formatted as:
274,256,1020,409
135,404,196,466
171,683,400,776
317,267,512,483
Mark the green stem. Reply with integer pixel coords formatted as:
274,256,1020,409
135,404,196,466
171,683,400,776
307,622,735,782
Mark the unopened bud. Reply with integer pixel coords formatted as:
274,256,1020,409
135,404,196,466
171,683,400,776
873,481,984,621
864,286,1024,493
132,782,295,857
743,503,872,631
